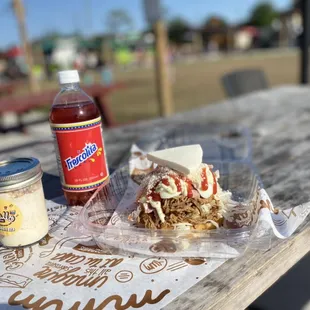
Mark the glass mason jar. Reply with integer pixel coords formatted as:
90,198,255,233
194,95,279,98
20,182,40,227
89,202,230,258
0,158,48,247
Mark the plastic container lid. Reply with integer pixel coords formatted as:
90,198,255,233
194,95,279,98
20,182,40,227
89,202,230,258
0,157,43,191
58,70,80,84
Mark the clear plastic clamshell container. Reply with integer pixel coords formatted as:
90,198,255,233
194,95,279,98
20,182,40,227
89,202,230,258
157,124,252,163
78,161,265,259
111,124,252,173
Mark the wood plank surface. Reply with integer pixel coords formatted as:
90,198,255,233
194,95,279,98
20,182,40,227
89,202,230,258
1,85,309,309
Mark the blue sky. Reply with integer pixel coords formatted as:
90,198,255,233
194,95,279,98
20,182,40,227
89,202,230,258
0,0,291,49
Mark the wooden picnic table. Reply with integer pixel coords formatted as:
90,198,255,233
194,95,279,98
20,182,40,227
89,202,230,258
0,83,124,131
0,85,309,309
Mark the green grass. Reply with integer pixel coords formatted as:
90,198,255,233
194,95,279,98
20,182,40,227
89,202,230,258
110,50,299,124
17,49,300,124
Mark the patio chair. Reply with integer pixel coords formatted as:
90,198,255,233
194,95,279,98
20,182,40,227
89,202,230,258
221,69,269,98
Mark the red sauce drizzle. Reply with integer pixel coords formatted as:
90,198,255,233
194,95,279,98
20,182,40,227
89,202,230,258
187,182,193,197
182,176,193,197
212,172,218,194
161,175,182,192
148,192,161,201
148,174,195,200
161,178,169,186
170,175,182,192
201,167,209,191
147,179,162,202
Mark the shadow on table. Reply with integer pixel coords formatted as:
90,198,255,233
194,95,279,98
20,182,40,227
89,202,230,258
248,252,310,310
42,172,63,200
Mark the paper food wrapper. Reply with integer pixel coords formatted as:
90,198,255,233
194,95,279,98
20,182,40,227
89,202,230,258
129,145,157,185
0,200,225,310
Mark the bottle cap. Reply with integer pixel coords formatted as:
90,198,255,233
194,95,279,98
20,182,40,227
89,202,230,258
58,70,80,84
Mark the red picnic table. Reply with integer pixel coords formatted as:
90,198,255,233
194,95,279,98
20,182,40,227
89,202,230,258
0,83,124,132
0,83,15,97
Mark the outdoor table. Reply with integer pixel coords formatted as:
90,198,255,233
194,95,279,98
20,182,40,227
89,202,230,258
0,83,124,132
0,85,309,309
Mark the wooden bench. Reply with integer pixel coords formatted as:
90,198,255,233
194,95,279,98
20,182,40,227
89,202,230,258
0,83,124,132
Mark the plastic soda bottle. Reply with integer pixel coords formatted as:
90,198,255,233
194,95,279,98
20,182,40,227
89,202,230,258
49,70,109,206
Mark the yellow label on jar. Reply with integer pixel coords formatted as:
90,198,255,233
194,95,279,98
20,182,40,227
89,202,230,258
0,199,22,236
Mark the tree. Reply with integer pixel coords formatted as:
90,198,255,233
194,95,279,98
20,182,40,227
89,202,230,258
249,2,279,27
203,16,227,29
168,18,190,45
106,9,133,35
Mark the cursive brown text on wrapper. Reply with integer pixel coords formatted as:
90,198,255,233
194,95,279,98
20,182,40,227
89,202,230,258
8,289,171,309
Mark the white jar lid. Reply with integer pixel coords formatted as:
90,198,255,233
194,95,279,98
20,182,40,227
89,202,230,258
58,70,80,84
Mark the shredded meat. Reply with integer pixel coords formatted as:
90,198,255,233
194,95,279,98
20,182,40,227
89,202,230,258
137,196,224,230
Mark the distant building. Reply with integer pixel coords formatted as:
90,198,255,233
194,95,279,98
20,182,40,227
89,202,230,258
234,26,259,50
201,18,230,51
52,37,79,69
278,4,302,47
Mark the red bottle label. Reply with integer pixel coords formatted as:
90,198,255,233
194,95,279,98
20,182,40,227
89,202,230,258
51,116,109,192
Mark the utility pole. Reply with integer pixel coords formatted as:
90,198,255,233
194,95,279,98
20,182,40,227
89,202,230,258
12,0,38,92
300,0,310,84
143,0,173,117
85,0,92,36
